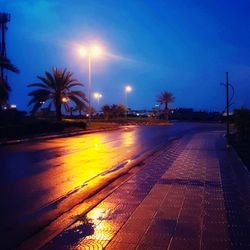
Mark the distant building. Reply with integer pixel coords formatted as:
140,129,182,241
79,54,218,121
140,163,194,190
130,109,152,117
170,108,222,121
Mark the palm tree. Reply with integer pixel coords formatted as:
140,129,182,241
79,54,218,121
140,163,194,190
28,67,88,121
101,105,111,120
0,78,10,107
157,91,175,120
0,56,19,107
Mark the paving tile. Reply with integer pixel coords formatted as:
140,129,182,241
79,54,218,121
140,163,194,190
147,218,177,235
111,231,143,244
105,241,136,250
201,239,230,250
168,237,200,250
138,232,171,247
130,207,156,220
175,222,201,239
136,244,165,250
155,207,180,219
74,239,109,249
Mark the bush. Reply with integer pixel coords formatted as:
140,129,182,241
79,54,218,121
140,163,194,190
0,119,86,139
234,108,250,141
0,109,27,125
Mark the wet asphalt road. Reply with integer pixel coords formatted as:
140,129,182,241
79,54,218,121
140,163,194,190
0,122,223,246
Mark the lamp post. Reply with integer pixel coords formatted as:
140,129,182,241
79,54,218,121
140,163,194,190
79,45,102,120
93,92,102,111
125,85,132,117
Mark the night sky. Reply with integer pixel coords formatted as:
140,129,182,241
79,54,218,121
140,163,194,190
1,0,250,112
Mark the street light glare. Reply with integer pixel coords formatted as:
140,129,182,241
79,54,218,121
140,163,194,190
62,97,68,103
79,47,88,57
125,85,132,93
90,45,102,57
93,92,102,99
79,45,103,57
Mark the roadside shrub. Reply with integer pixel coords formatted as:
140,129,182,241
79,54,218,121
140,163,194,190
234,108,250,141
0,119,86,139
0,109,27,125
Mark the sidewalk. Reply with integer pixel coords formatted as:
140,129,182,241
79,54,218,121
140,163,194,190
43,130,250,250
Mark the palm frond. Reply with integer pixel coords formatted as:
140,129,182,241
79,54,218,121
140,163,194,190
67,82,83,89
69,95,87,109
67,90,88,101
28,89,51,97
30,102,43,114
44,72,55,88
0,56,19,73
27,83,50,89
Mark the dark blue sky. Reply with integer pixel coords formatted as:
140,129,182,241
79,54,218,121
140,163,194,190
1,0,250,111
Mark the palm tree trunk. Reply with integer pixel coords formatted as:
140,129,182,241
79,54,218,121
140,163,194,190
164,102,169,121
56,103,62,121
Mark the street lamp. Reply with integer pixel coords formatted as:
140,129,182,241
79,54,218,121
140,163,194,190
125,85,132,107
79,45,103,120
125,85,132,117
93,92,102,110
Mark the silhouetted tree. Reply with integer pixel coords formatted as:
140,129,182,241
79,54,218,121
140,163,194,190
111,104,127,118
101,104,127,119
101,104,111,120
116,104,127,117
0,56,19,107
157,91,175,120
28,67,88,121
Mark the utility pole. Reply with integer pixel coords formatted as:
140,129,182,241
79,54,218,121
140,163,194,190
0,13,10,80
221,72,234,145
226,72,230,139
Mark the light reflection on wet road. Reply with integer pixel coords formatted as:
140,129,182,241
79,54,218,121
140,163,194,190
0,122,219,245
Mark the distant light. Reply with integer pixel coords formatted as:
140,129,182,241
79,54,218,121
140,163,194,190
3,106,7,110
10,104,16,109
136,113,140,116
222,112,233,116
62,97,68,103
125,85,132,93
93,92,102,99
39,101,45,104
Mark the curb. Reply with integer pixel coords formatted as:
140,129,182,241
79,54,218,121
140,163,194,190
0,127,121,146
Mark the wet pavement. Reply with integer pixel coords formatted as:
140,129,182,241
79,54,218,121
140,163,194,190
1,122,220,248
43,129,250,250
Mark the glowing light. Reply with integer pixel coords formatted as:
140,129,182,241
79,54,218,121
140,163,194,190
79,47,88,57
125,85,132,93
79,45,103,57
62,97,68,103
10,104,16,109
93,92,102,99
90,45,102,57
